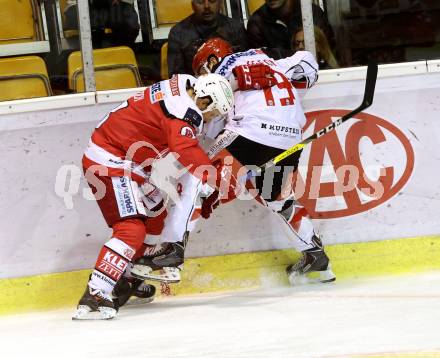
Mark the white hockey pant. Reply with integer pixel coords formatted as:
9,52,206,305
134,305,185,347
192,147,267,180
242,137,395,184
146,172,202,245
149,177,319,254
264,194,318,252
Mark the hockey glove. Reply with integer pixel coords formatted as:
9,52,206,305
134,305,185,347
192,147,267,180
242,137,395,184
233,63,277,91
200,158,242,219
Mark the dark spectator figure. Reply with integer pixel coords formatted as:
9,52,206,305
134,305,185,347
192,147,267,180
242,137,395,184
292,26,339,69
64,0,140,48
167,0,248,76
343,0,439,65
247,0,333,59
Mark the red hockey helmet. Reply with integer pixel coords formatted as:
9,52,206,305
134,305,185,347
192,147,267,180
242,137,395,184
192,37,233,75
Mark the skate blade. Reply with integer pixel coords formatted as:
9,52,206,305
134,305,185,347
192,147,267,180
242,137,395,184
125,296,155,306
72,305,117,320
131,265,181,283
288,266,336,286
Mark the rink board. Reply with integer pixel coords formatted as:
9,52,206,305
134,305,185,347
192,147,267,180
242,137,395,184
1,235,439,315
1,63,440,314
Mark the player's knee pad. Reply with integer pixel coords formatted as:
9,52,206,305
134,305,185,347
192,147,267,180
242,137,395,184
112,218,146,251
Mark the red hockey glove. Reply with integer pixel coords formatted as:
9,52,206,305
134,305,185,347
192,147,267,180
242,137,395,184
233,63,277,90
200,158,242,219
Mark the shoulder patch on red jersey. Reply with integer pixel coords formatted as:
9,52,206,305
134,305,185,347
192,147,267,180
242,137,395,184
150,82,164,103
180,126,196,139
169,75,180,96
182,108,202,128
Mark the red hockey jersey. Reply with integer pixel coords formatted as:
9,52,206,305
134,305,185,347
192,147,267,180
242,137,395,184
84,75,211,180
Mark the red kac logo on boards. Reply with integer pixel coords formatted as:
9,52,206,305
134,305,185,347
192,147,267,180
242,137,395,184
295,110,415,219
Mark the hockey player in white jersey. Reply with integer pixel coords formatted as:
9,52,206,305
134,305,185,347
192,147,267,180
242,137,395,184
132,38,335,287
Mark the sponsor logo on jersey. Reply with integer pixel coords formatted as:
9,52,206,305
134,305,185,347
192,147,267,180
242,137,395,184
207,130,239,158
133,91,145,101
180,126,196,139
108,158,124,165
261,122,300,136
150,82,164,103
295,110,415,219
169,75,180,96
217,49,262,76
245,58,276,67
182,108,202,128
112,177,137,217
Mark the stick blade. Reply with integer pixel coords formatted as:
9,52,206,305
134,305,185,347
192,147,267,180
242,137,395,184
362,62,378,108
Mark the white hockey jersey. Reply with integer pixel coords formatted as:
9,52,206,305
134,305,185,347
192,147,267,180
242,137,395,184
215,49,319,150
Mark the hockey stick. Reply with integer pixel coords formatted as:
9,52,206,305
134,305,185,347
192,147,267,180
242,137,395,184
244,62,378,180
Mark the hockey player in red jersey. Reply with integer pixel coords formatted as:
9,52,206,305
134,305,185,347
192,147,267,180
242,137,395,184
132,38,335,287
72,73,234,320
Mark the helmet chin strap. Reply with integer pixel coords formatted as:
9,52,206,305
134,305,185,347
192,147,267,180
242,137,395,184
201,103,215,114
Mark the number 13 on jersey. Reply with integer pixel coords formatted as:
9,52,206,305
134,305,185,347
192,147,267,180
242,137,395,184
263,71,295,107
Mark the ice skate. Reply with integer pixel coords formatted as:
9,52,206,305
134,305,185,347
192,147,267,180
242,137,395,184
131,242,184,283
112,277,156,309
72,286,117,320
286,235,336,285
286,247,336,285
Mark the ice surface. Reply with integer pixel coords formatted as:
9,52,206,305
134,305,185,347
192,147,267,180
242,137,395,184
1,273,440,358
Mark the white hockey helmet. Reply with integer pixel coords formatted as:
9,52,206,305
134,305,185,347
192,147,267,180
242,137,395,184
193,73,234,115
